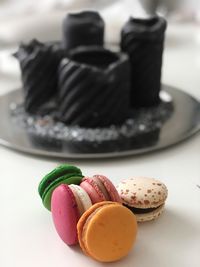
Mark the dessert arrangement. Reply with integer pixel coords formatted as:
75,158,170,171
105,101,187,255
38,164,168,262
11,10,174,151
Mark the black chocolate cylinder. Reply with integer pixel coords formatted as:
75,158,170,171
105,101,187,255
15,39,63,114
57,47,130,128
121,16,167,107
62,11,104,52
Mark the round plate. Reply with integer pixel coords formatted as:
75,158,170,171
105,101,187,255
0,85,200,159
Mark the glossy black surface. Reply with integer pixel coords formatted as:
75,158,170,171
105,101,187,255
0,85,199,159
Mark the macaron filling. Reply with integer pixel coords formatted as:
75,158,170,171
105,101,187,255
40,170,80,196
69,185,85,216
125,204,164,214
69,184,92,216
92,176,111,200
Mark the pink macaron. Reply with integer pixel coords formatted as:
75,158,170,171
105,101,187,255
80,175,121,204
51,184,92,245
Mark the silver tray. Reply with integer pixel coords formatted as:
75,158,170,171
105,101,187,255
0,85,200,159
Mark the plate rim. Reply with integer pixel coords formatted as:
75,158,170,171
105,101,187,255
0,85,200,159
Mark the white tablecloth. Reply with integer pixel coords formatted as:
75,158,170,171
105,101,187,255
0,22,200,267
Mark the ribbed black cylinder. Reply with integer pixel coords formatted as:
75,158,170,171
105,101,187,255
57,47,130,128
62,11,104,52
15,39,63,114
121,16,167,107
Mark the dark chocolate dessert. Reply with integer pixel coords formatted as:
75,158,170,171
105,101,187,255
14,11,169,133
57,46,130,128
15,39,63,114
121,16,167,107
62,11,104,52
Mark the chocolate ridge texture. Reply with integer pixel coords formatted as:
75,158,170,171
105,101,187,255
57,46,131,127
121,16,167,107
15,39,63,114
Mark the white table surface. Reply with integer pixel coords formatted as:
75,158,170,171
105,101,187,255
0,22,200,267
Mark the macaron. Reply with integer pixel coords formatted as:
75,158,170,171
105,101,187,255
51,184,92,245
116,177,168,222
38,164,83,210
80,175,121,204
69,184,92,216
77,201,138,262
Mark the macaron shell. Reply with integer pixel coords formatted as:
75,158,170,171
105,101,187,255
117,177,168,208
78,201,118,256
135,204,165,222
94,175,122,203
80,178,106,204
51,184,79,245
77,201,137,262
38,164,82,198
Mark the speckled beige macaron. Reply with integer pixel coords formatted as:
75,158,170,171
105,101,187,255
116,177,168,222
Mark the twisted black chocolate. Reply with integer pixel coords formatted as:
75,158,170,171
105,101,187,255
57,48,130,128
62,11,104,52
15,40,63,114
121,16,167,107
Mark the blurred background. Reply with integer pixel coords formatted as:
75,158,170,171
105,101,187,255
1,0,200,97
0,0,200,46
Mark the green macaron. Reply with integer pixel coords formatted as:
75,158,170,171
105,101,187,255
38,164,83,210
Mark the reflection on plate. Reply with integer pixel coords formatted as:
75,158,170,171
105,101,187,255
0,85,199,159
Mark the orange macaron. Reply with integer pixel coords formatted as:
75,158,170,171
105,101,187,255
77,201,137,262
